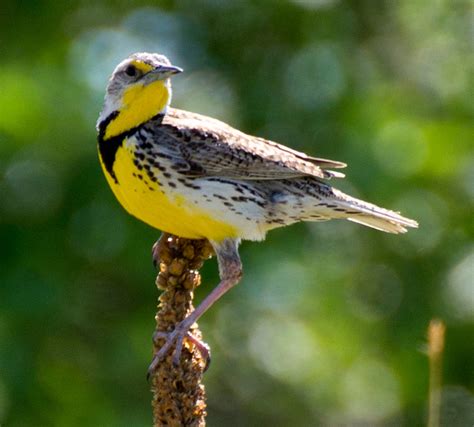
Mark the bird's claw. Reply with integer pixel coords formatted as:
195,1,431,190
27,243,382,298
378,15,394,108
147,328,211,379
151,241,160,269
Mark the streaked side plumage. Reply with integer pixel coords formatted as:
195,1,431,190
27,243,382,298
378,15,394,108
97,52,418,369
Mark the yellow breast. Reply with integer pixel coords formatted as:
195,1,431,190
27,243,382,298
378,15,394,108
99,141,239,241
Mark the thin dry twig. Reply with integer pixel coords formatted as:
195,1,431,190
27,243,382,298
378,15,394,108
427,319,446,427
150,233,213,427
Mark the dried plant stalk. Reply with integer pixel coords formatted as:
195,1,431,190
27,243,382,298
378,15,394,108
427,319,446,427
150,233,213,427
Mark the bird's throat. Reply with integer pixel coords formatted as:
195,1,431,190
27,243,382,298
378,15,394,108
103,80,170,140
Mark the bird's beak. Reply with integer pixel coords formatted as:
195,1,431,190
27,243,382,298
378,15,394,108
144,64,183,84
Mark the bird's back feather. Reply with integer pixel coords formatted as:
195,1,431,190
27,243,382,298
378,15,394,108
160,108,346,180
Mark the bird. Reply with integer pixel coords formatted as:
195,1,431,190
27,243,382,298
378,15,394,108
96,52,418,370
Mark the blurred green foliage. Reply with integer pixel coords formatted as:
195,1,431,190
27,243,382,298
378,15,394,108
0,0,473,426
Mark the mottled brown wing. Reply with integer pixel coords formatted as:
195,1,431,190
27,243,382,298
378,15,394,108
156,108,346,180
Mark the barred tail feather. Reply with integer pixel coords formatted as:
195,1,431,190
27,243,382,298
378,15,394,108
346,212,417,234
332,191,419,234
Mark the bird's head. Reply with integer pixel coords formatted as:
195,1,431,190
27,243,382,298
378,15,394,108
97,52,182,139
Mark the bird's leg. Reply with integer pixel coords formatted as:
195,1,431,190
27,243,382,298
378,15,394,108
148,238,242,375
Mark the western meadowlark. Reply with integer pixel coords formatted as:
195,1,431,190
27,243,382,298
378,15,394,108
97,52,418,370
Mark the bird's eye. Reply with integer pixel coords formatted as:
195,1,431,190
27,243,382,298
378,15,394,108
125,65,138,77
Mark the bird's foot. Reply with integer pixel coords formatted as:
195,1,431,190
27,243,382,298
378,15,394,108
151,233,169,269
151,241,160,269
147,324,211,378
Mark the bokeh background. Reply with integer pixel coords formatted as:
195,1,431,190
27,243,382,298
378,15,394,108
1,0,473,426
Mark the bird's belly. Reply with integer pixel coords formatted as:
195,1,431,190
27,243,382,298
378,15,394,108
101,145,242,241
